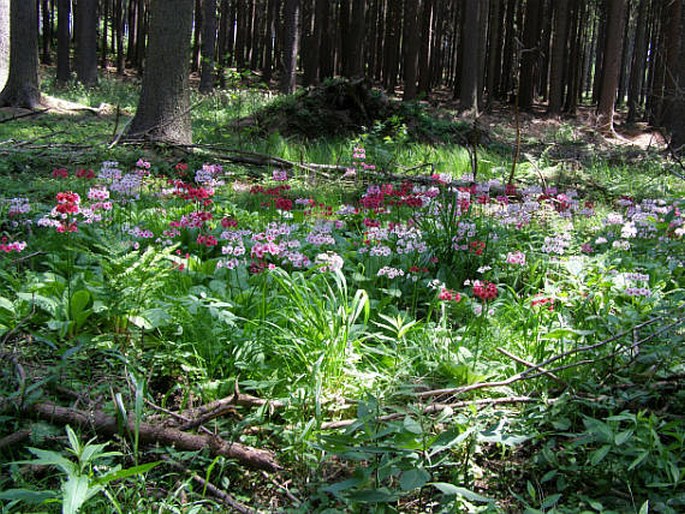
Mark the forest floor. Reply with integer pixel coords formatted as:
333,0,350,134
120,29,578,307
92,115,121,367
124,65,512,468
0,74,684,513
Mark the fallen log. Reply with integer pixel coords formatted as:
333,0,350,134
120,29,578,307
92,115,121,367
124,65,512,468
30,401,281,472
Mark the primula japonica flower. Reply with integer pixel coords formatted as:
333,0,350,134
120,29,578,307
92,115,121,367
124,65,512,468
505,251,526,265
52,167,69,179
75,168,95,179
315,251,344,272
531,294,555,311
0,237,27,253
472,280,498,301
272,169,288,181
438,287,461,302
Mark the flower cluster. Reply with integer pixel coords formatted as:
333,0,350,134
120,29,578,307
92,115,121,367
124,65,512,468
377,266,405,279
0,237,27,253
505,251,526,266
438,287,461,302
472,280,498,301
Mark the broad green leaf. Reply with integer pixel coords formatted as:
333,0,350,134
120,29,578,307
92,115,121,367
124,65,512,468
21,448,78,476
430,483,493,503
403,416,422,435
399,468,430,491
614,429,634,446
639,500,649,514
0,296,15,315
62,475,100,514
346,488,398,503
0,488,58,504
69,290,93,325
541,493,562,509
323,477,364,496
589,445,612,466
94,461,160,485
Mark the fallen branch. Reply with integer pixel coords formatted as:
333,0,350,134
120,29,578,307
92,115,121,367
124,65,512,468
0,429,31,450
417,317,666,400
176,391,285,432
0,108,50,123
496,347,565,385
163,457,257,514
29,401,281,472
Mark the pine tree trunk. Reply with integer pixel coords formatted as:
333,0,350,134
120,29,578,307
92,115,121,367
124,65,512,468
75,0,99,85
548,0,569,114
115,0,125,74
261,0,276,83
280,0,300,94
459,0,481,111
192,0,203,73
403,0,420,100
627,0,648,122
56,0,70,83
518,0,541,110
199,0,217,93
0,0,8,90
597,0,627,134
0,0,41,108
669,0,685,150
486,0,503,105
382,0,400,92
101,0,109,69
41,0,52,64
127,0,194,144
417,0,434,94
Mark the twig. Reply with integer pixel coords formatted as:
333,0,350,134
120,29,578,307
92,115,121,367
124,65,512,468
0,429,31,450
260,470,302,506
162,457,257,514
0,108,50,123
417,317,665,400
496,347,565,385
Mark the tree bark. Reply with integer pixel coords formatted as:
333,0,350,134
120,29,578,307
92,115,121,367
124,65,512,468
596,0,627,135
0,0,10,90
459,0,482,111
403,0,421,100
548,0,569,114
127,0,194,144
30,401,281,472
40,0,52,65
199,0,217,93
75,0,99,86
0,0,42,108
519,0,542,110
280,0,300,94
627,0,648,122
56,0,70,83
667,0,685,150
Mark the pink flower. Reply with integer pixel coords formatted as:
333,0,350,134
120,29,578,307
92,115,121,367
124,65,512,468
473,280,498,301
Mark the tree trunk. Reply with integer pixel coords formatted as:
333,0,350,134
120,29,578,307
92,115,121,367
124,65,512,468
0,0,10,90
627,0,648,122
75,0,99,85
417,0,434,94
459,0,482,111
486,0,503,105
403,0,420,100
280,0,300,94
115,0,125,74
56,0,70,83
382,0,400,92
199,0,217,93
316,0,332,80
127,0,194,144
41,0,52,64
192,0,203,73
548,0,569,114
0,0,41,108
518,0,541,110
669,0,685,150
100,0,109,69
660,0,682,127
345,0,366,78
261,0,276,83
596,0,627,134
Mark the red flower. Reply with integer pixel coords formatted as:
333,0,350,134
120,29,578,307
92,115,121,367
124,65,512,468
52,167,69,179
275,197,293,211
75,168,95,179
438,288,461,302
473,280,497,301
469,240,486,256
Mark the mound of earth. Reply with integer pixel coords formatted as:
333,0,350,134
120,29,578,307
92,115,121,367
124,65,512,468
234,78,479,144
